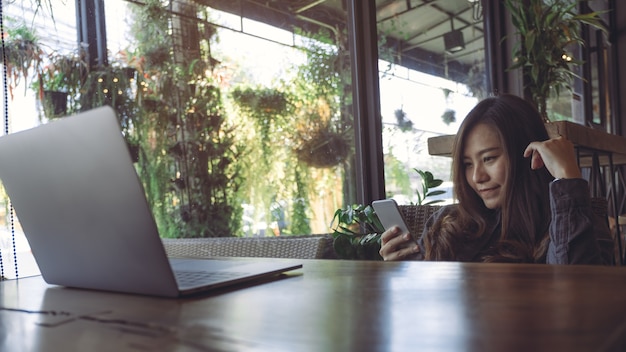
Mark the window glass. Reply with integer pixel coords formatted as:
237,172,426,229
1,0,80,278
106,0,356,237
1,0,356,253
376,0,486,205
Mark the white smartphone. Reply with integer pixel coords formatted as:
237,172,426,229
371,199,410,236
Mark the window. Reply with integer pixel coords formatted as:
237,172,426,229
1,0,357,253
376,0,487,205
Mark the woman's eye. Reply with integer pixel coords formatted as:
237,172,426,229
484,156,496,163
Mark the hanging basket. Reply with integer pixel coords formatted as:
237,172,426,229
42,90,68,118
295,129,350,168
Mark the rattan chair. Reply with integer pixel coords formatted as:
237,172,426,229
399,198,608,238
162,235,334,259
162,201,607,261
398,205,442,238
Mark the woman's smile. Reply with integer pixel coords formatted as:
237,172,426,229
463,123,508,209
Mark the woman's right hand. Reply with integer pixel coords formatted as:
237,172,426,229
379,226,421,261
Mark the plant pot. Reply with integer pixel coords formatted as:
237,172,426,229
43,90,68,117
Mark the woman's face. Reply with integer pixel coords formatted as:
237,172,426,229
462,123,508,209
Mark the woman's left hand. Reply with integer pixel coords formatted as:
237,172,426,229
523,136,582,179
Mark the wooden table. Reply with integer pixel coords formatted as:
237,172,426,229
2,259,626,351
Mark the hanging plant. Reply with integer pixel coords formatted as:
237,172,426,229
441,109,456,125
231,87,290,116
231,86,292,167
465,61,487,99
41,91,68,118
292,102,351,168
3,22,43,98
394,108,413,132
143,44,171,69
33,48,89,118
37,49,88,93
295,127,351,168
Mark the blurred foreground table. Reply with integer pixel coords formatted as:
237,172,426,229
2,259,626,351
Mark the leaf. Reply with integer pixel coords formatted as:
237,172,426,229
427,179,443,188
414,168,445,205
333,234,355,259
360,233,381,245
425,190,446,198
503,0,607,117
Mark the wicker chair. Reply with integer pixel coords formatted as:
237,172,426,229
163,201,608,261
162,235,335,259
398,205,442,238
399,199,608,238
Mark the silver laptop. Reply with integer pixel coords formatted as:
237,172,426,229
0,106,302,297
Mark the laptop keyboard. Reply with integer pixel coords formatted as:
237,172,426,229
174,270,247,287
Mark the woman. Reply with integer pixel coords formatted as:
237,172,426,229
380,94,614,264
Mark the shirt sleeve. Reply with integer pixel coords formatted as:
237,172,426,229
547,178,615,265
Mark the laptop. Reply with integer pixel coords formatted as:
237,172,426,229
0,106,302,298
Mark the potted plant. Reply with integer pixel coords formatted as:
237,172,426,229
330,170,445,260
330,203,385,260
292,101,351,168
504,0,607,121
394,108,413,132
35,49,89,118
3,22,43,98
294,125,351,168
414,169,446,205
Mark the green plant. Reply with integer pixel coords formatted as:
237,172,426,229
34,49,89,117
330,204,385,260
231,87,290,116
80,64,138,130
293,106,351,169
414,169,445,205
3,21,43,98
330,168,445,259
294,127,350,168
394,108,413,132
441,109,456,125
38,50,88,93
122,0,251,239
504,0,607,121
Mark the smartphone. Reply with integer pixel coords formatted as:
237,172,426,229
371,199,410,236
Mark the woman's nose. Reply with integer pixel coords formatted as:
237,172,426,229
472,164,488,183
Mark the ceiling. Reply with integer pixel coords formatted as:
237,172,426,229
201,0,485,83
